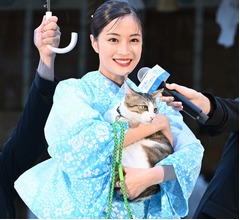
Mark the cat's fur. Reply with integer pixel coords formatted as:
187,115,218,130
115,83,173,202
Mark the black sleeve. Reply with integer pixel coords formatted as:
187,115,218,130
2,71,57,187
198,93,239,136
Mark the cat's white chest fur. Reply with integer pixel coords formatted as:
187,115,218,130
122,140,153,168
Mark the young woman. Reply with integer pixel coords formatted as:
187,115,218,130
15,1,204,218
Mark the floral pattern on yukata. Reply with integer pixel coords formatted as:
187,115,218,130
15,71,204,219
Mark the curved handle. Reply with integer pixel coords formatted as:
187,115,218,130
47,32,78,54
45,11,78,54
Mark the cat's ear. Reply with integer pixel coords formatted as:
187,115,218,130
152,89,164,99
124,83,138,99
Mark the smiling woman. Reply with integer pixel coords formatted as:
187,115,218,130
90,14,142,85
0,0,238,218
89,0,143,86
14,0,204,219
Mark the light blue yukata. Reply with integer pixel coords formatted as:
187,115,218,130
15,70,204,219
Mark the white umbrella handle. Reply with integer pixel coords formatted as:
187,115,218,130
45,11,78,54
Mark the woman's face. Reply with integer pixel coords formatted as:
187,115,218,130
90,15,142,86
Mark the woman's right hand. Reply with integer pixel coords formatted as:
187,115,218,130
124,114,173,147
152,114,173,146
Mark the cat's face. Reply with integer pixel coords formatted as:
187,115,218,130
119,84,162,123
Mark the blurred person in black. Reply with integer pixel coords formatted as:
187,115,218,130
0,15,60,218
162,83,239,219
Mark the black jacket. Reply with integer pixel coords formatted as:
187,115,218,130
194,94,239,219
0,72,57,218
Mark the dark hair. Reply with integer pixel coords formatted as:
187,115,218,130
91,0,143,39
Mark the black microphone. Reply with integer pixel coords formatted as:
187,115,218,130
137,65,209,123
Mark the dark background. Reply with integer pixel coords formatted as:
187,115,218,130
0,0,239,218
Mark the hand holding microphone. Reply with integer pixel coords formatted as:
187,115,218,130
137,65,209,123
163,83,212,117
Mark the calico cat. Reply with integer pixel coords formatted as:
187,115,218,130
115,83,173,202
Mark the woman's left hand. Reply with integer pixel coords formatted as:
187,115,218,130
116,166,164,200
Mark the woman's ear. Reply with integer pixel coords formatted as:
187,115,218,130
90,34,99,53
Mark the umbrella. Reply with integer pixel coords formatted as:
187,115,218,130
45,0,78,54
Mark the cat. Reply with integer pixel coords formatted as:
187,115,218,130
114,83,173,202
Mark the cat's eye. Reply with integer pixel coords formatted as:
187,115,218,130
139,106,148,111
154,108,158,113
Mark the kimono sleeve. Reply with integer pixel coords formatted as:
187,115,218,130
44,79,129,181
156,104,204,217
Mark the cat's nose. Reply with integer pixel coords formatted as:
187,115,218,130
150,114,156,122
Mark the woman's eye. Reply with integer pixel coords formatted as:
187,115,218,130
109,38,118,43
131,38,140,43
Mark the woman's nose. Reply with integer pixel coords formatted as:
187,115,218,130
117,42,130,55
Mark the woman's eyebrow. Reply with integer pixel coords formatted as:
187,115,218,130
106,33,142,37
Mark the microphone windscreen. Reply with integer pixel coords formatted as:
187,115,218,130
137,67,150,82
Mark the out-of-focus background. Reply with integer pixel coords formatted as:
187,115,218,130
0,0,238,218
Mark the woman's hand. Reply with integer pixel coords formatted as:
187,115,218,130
124,114,173,147
152,114,173,146
116,166,164,200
